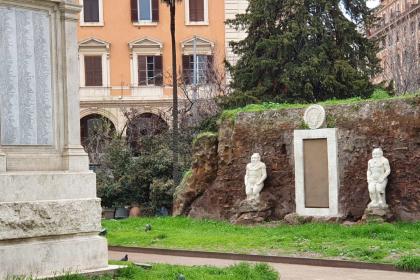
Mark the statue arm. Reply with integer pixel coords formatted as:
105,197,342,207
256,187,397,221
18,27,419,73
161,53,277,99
367,161,372,182
257,164,267,185
382,159,391,180
244,165,249,186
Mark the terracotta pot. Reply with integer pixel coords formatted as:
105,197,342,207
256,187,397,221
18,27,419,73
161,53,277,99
129,206,141,217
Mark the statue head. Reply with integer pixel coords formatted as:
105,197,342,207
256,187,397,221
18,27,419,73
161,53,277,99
372,148,383,159
251,153,261,164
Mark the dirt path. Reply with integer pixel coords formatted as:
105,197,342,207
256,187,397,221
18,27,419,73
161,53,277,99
109,250,420,280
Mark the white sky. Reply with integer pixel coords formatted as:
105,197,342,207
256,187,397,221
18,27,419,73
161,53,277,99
366,0,381,9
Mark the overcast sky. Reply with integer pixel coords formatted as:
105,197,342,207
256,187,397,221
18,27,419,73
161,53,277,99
366,0,381,9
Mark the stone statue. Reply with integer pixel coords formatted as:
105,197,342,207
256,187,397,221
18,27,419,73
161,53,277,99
245,153,267,202
367,148,391,209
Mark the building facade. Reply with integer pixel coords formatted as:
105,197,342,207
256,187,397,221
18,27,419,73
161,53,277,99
224,0,248,68
77,0,233,143
369,0,420,93
78,0,230,142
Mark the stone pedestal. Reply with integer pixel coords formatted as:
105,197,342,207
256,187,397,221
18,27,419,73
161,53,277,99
362,206,393,223
231,198,274,224
0,1,109,278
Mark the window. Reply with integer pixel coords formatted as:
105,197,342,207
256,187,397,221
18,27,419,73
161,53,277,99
79,38,110,88
138,56,163,86
190,0,204,21
84,56,103,86
80,0,104,26
84,0,99,22
185,0,208,24
131,0,159,23
129,37,163,88
182,55,213,85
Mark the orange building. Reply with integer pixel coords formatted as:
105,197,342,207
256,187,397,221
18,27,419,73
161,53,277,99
77,0,237,140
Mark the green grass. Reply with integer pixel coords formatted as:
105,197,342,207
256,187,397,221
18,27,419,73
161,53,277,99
103,217,420,266
192,131,218,145
395,256,420,272
51,263,279,280
220,90,420,121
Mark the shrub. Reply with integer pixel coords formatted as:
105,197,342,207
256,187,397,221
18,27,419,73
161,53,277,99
150,179,175,213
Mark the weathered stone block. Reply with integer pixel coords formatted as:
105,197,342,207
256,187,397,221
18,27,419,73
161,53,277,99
0,199,102,240
0,172,96,202
0,235,108,279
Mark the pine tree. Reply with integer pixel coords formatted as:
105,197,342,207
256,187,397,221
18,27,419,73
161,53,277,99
223,0,380,108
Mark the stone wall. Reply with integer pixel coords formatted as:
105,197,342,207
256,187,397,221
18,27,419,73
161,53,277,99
174,97,420,222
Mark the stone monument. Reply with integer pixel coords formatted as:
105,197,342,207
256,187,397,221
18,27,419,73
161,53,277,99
0,0,110,278
363,148,392,222
303,104,326,129
294,105,340,218
231,153,272,224
244,153,267,202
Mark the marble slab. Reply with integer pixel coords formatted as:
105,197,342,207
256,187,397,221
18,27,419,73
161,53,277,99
0,5,53,145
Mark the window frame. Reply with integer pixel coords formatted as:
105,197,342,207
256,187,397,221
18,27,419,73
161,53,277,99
129,37,164,88
185,0,209,25
138,0,152,23
80,0,104,27
132,0,159,26
183,54,214,85
137,55,163,86
78,38,110,88
79,52,109,87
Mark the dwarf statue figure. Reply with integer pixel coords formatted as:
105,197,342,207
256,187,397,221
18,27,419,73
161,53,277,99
367,148,391,209
244,153,267,202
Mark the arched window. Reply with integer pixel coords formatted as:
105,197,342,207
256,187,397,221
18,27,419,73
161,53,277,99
126,113,168,155
80,114,116,164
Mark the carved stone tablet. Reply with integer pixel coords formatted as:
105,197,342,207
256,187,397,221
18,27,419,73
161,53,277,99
304,105,326,129
0,6,53,145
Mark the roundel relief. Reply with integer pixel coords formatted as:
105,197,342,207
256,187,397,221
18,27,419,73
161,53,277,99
304,105,326,129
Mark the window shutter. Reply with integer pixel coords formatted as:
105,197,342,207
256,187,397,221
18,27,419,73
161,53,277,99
206,55,214,83
196,0,205,22
152,0,159,22
154,56,163,86
182,55,192,85
138,56,147,86
131,0,139,22
85,56,103,86
189,0,204,22
84,0,100,22
189,0,196,22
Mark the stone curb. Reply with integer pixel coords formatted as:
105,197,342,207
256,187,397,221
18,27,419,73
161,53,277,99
109,246,405,272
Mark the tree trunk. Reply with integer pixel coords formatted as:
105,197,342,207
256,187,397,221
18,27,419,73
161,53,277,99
170,2,180,184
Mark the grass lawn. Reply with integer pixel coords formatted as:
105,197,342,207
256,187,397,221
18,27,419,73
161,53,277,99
103,217,420,266
56,263,278,280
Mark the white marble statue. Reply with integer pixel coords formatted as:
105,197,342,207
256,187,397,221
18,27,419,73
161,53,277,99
367,148,391,209
245,153,267,202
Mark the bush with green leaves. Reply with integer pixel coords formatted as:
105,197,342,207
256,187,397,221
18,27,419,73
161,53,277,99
150,179,176,213
96,130,193,210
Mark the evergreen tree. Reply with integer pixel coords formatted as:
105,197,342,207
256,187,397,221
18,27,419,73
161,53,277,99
223,0,380,108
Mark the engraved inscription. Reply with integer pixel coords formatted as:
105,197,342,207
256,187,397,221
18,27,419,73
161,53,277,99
0,6,53,145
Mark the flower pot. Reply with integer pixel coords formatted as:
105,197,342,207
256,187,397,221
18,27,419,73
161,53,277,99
114,207,129,219
129,206,141,217
102,208,115,219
